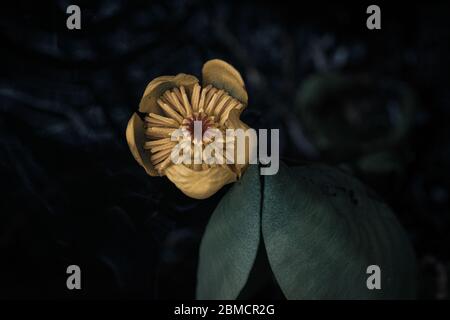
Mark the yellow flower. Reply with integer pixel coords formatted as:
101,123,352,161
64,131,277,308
126,59,252,199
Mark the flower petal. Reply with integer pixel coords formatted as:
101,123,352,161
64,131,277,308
225,109,257,177
202,59,248,106
126,113,158,176
139,73,199,114
165,164,237,199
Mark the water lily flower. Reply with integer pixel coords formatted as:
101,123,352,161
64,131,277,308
126,59,252,199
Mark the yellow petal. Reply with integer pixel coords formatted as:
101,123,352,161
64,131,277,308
165,164,237,199
126,113,158,176
225,109,257,177
139,73,199,114
202,59,248,106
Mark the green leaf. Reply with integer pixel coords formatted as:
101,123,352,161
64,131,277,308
196,162,417,299
196,165,261,299
262,163,417,299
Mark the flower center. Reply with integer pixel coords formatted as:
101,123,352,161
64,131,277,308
143,83,243,174
185,113,214,142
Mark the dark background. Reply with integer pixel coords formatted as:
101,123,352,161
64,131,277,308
0,0,449,299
